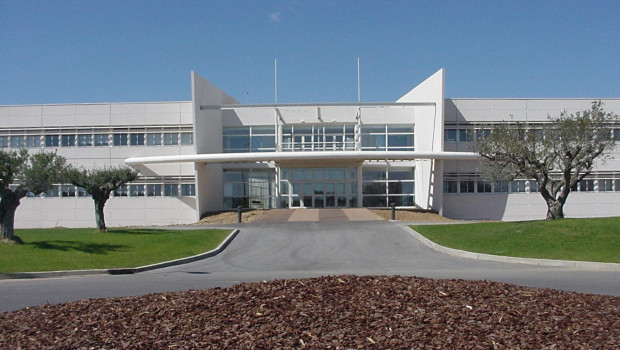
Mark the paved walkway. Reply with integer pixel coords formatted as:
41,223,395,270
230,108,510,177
254,208,383,223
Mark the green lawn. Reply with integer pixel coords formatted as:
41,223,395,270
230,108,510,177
411,217,620,263
0,228,231,273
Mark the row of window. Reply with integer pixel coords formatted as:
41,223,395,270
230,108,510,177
18,183,196,198
444,177,620,194
0,132,193,148
222,124,415,153
444,126,620,143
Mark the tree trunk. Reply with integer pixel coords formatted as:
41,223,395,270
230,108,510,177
546,200,565,220
94,198,107,232
92,191,111,232
0,202,19,242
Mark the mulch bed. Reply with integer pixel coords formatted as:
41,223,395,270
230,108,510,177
1,275,618,349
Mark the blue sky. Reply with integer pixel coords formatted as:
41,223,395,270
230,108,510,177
1,0,619,105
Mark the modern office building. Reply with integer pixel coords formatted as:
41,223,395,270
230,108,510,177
1,69,619,228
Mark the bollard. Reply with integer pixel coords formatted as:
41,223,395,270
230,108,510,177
237,206,242,223
390,202,396,220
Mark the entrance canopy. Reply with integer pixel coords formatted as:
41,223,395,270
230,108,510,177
125,151,479,166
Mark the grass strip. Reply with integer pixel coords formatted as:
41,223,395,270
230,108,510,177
0,228,231,273
411,217,619,263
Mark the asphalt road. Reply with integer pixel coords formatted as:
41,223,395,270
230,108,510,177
1,221,618,312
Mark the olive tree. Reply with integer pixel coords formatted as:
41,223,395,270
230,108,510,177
67,166,139,231
0,150,68,242
476,101,619,220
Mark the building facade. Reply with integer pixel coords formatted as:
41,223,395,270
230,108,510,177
1,69,619,228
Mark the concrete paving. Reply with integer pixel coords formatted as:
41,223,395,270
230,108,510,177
0,221,618,312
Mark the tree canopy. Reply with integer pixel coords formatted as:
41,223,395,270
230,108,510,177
0,150,68,241
476,101,619,219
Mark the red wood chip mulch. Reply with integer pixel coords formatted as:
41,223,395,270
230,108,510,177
0,275,618,349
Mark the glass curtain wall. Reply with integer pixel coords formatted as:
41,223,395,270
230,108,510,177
362,168,415,207
223,169,276,209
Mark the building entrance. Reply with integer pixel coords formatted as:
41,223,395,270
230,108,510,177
280,167,357,208
290,181,348,208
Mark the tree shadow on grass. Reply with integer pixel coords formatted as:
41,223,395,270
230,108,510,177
27,241,129,254
108,229,175,235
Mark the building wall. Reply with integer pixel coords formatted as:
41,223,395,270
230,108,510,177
0,101,198,228
443,98,620,220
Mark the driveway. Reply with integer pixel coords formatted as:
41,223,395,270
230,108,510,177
1,221,618,312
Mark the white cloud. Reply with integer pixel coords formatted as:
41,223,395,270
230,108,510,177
269,12,281,22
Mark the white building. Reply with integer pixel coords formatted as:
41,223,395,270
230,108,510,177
1,69,619,228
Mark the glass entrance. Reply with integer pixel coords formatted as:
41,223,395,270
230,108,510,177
281,167,357,208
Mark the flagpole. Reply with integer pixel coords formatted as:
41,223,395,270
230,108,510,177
357,57,361,103
274,59,278,104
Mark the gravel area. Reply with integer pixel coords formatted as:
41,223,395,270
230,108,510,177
196,210,268,224
370,209,456,222
1,275,618,349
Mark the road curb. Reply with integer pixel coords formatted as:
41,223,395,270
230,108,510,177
402,226,620,270
0,229,240,280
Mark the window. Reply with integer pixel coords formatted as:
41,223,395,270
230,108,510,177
511,180,527,193
45,135,59,147
529,180,539,192
164,184,178,196
77,187,89,197
164,133,179,145
26,135,40,148
113,133,128,146
460,180,475,193
579,179,594,192
45,186,60,197
362,182,386,195
77,134,92,147
147,133,161,145
180,184,195,196
0,136,8,148
361,125,387,151
494,181,509,193
598,179,613,192
94,134,109,146
444,129,457,142
129,184,145,196
458,129,473,142
130,133,145,146
61,185,76,197
444,181,458,193
361,168,414,207
10,136,25,148
613,129,620,141
387,125,414,151
251,134,275,152
61,135,75,147
475,128,491,140
114,185,128,197
223,127,250,152
146,184,161,196
477,181,492,193
180,132,193,145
